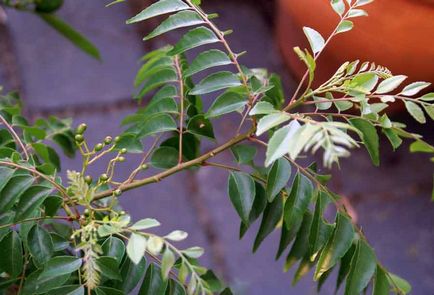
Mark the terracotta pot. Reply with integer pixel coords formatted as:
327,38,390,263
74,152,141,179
276,0,434,86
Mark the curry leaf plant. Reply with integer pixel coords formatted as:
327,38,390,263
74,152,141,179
0,0,433,294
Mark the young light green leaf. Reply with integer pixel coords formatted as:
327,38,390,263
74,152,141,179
382,128,402,150
399,81,431,96
420,92,434,102
206,90,247,118
266,158,291,202
185,49,231,77
265,120,301,166
349,118,380,166
405,101,426,124
0,231,23,278
165,230,188,241
127,233,147,265
161,249,176,279
303,27,325,54
126,0,190,24
39,256,82,279
228,172,256,224
336,20,354,34
314,213,355,280
147,236,164,255
355,0,374,6
344,240,376,295
331,0,346,17
375,75,407,94
373,266,390,295
131,218,161,230
170,26,219,55
28,225,54,266
190,71,241,95
144,11,204,41
249,101,278,116
347,9,368,18
256,112,291,136
388,273,412,294
182,246,204,258
423,104,434,120
38,14,100,60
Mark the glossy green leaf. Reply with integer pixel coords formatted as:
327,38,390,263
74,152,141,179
38,14,100,59
336,244,356,292
284,212,313,271
190,71,241,95
373,266,390,295
344,240,376,295
39,256,82,279
114,133,144,153
48,285,84,295
375,75,407,94
127,233,147,265
266,158,291,202
265,120,301,166
382,128,402,150
97,256,122,281
116,256,147,293
240,182,268,238
28,225,54,266
399,81,431,96
0,166,14,192
0,174,34,212
139,113,177,138
139,264,167,295
15,185,52,221
136,68,178,99
249,101,278,116
315,212,355,280
388,273,412,294
170,26,219,55
185,49,231,77
22,269,70,295
135,56,174,88
95,286,124,295
349,118,380,166
303,27,325,54
228,171,256,224
350,72,378,93
405,101,426,124
336,20,354,34
144,11,204,41
102,236,126,264
0,231,22,278
187,114,215,139
0,212,14,241
143,97,178,115
127,0,190,24
231,144,256,165
253,196,283,252
256,112,291,136
151,146,179,169
205,90,247,118
283,174,313,231
32,143,61,171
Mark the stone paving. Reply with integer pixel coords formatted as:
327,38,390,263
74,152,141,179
1,0,433,294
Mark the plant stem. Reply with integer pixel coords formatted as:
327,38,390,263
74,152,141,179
0,215,73,230
174,55,185,164
93,129,254,201
0,113,29,160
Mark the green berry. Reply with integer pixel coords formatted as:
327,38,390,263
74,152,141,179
84,209,90,216
99,174,109,182
120,148,127,154
76,123,87,134
114,136,121,143
94,143,104,152
118,156,125,162
84,175,92,184
104,136,113,145
114,189,122,196
141,164,149,170
74,134,84,143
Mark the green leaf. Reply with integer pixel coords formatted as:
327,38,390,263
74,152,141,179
283,174,313,231
388,273,412,294
135,55,174,88
336,20,354,34
139,113,177,138
0,166,15,192
39,256,82,279
240,182,267,238
15,185,52,221
303,27,325,54
266,158,291,202
102,236,126,264
284,212,313,271
38,14,100,60
131,218,161,230
423,104,434,120
0,174,34,212
205,90,247,118
47,285,84,295
0,212,14,241
315,212,355,280
348,8,368,18
185,49,231,77
95,286,124,295
349,72,378,93
161,249,176,279
308,192,333,260
228,172,256,224
420,92,434,101
116,256,147,293
136,68,178,99
409,140,434,153
170,26,219,55
399,81,431,96
382,128,402,150
265,120,301,166
256,112,291,136
97,256,122,281
373,266,390,295
151,146,179,169
126,0,189,24
336,244,356,291
32,143,61,171
190,71,241,95
344,240,376,295
182,246,204,258
22,269,70,295
0,231,23,278
375,75,407,94
249,101,278,116
231,144,256,165
331,0,345,17
349,118,380,166
114,133,144,153
253,196,283,252
28,225,54,266
405,101,426,124
186,114,215,140
144,11,204,41
139,264,167,295
127,233,147,265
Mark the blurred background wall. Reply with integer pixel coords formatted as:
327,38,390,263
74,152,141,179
0,0,433,294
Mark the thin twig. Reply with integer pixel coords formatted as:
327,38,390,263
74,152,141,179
174,56,185,164
0,114,29,160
